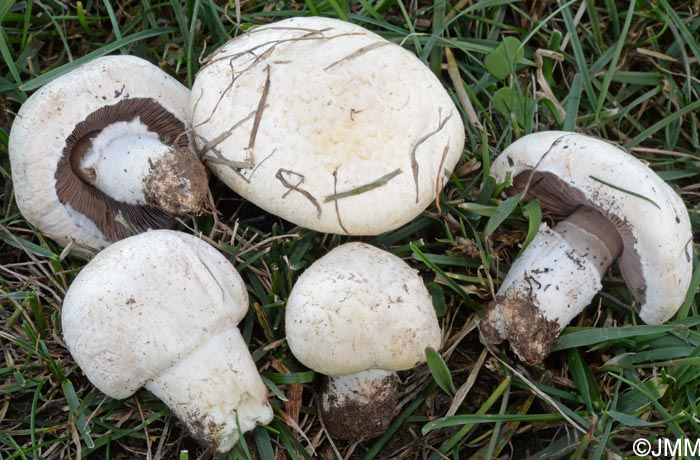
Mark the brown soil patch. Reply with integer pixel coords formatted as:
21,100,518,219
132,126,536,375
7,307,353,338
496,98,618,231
480,294,561,364
144,147,209,216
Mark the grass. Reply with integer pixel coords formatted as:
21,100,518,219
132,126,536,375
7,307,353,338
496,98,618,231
1,0,700,459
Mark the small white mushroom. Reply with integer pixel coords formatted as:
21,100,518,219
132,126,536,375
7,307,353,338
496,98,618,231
61,230,273,452
9,56,209,248
285,242,441,441
191,17,465,235
480,131,693,364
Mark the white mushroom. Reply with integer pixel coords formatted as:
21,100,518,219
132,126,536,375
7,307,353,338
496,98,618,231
480,131,693,364
191,16,465,235
61,230,273,452
285,242,441,440
9,55,209,248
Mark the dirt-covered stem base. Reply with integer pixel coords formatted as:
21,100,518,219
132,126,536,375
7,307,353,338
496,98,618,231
480,207,623,364
320,369,399,442
145,328,273,452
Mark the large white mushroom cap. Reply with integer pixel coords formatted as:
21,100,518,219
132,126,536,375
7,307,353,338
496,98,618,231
62,230,273,451
490,131,692,325
191,16,465,235
285,242,441,376
10,55,206,248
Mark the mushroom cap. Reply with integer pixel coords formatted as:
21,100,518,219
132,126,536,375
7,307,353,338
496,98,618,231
191,16,465,235
285,242,441,376
491,131,692,324
9,55,193,248
61,230,249,399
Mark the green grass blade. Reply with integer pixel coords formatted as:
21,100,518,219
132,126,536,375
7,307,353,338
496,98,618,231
520,199,541,253
254,426,276,460
563,73,582,131
625,99,700,148
426,347,456,396
411,242,470,299
0,27,22,86
595,0,636,120
61,379,94,449
553,319,700,351
19,27,178,91
559,4,596,107
102,0,123,43
484,192,523,236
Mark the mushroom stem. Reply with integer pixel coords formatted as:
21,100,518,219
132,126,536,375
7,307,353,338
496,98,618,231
144,328,273,452
320,369,399,441
79,118,208,215
480,207,623,364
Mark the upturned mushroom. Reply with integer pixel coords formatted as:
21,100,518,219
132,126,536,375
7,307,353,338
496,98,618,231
285,242,441,441
9,55,209,248
61,230,273,452
191,16,465,235
480,131,692,364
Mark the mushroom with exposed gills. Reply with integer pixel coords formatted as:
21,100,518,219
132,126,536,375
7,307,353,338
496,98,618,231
191,16,465,235
9,55,209,248
61,230,274,452
285,242,441,441
480,131,693,364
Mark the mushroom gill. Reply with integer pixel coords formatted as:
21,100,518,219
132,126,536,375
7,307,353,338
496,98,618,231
509,171,646,305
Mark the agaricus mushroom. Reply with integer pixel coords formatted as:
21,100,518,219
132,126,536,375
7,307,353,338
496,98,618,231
9,55,209,248
480,131,692,364
285,242,441,441
61,230,273,452
191,16,465,235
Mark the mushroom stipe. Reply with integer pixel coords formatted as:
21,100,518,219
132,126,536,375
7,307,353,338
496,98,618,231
321,370,399,441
